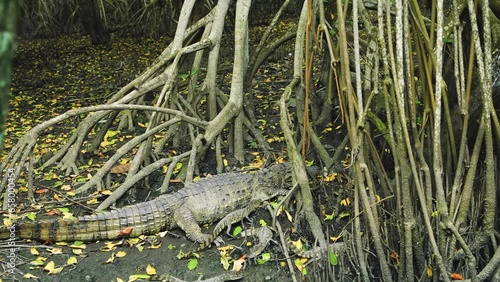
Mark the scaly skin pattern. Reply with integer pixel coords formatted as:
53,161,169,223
0,164,289,243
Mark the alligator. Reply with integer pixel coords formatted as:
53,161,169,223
0,164,290,244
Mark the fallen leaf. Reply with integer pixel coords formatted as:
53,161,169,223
115,251,127,258
46,248,63,255
43,261,55,272
30,247,39,256
232,254,247,271
146,264,156,275
106,253,115,263
187,258,198,271
23,273,39,279
35,188,47,194
111,163,130,174
118,226,133,237
67,257,78,265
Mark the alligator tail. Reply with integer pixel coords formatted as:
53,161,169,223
0,197,172,242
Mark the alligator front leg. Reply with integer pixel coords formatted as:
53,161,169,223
195,199,263,251
173,206,210,243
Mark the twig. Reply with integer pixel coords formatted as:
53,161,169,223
266,205,297,282
38,186,97,213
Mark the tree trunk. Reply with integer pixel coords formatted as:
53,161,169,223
80,0,110,45
0,0,20,152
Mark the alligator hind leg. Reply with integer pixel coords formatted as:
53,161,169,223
173,206,210,243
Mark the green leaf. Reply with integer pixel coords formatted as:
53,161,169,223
57,207,70,213
174,163,183,174
232,226,242,237
26,212,37,221
337,212,349,220
324,213,334,221
129,274,151,280
259,219,267,227
187,258,198,271
176,250,185,260
168,244,176,250
257,253,271,264
73,241,84,246
329,250,338,266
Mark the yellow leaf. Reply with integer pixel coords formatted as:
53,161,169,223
72,249,83,255
220,255,230,270
330,235,343,242
102,241,123,252
86,198,98,205
127,238,140,246
62,212,74,219
46,248,63,255
23,273,39,279
115,251,127,258
43,261,55,272
146,264,156,275
148,243,162,249
106,130,120,138
217,245,235,253
340,198,351,206
69,243,86,249
30,247,39,256
31,257,46,266
100,190,113,195
60,184,72,191
277,157,287,164
48,267,64,275
106,253,115,263
116,278,125,282
321,127,332,134
285,210,293,222
426,265,433,277
323,172,337,182
289,239,303,252
67,257,78,265
294,258,308,272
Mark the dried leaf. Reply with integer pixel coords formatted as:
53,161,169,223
115,251,127,258
67,257,78,265
106,253,115,263
118,226,133,237
146,264,156,275
110,163,130,174
232,254,247,271
30,247,39,255
23,273,39,279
